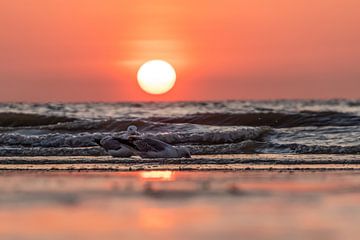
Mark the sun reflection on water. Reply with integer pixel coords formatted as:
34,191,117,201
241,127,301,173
139,171,175,181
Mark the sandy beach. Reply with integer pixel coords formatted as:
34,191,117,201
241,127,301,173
0,154,360,240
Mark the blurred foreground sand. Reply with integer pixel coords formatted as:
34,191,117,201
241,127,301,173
0,154,359,240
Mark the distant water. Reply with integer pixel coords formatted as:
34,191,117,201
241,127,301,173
0,100,359,156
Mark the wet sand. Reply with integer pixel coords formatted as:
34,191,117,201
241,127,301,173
1,154,360,171
0,154,360,240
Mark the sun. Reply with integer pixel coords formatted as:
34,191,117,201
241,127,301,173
137,60,176,95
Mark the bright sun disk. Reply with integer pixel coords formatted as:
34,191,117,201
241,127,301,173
137,60,176,95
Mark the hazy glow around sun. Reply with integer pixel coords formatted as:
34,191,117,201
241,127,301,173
137,60,176,95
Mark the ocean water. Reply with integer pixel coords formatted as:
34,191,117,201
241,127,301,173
0,100,359,156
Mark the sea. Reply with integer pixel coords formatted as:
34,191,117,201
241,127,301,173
0,100,359,157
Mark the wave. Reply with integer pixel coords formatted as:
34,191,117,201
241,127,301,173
0,126,271,148
266,143,360,154
188,141,360,155
149,111,360,128
41,119,150,132
2,110,359,131
0,112,76,127
0,147,104,157
1,110,358,134
149,126,271,144
38,119,191,133
1,142,359,156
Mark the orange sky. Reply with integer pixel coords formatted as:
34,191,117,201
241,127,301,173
0,0,359,102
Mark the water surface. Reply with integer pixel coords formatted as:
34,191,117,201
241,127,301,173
0,100,359,156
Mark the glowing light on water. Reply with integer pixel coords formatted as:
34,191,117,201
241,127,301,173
140,171,174,181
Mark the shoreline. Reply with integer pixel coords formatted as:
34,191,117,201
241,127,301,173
0,154,359,171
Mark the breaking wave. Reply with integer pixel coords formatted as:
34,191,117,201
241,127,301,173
0,126,271,148
1,142,359,156
150,111,360,128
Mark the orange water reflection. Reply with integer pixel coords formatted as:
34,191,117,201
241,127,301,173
0,203,219,240
139,171,175,181
1,171,360,240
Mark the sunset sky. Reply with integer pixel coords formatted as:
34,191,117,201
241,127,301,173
0,0,359,102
